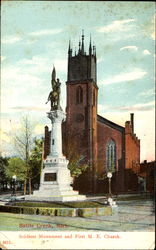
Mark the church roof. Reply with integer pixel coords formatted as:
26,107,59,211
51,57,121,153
97,114,124,133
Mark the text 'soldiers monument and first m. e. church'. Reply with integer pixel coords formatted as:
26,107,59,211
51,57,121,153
26,66,86,201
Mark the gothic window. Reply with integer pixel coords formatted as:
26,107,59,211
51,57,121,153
76,86,83,104
106,140,116,172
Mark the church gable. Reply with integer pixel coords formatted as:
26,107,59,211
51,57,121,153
97,114,124,133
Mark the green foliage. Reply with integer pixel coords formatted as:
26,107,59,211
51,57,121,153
0,156,9,182
13,202,63,208
64,130,89,178
5,157,26,181
68,157,88,178
12,201,103,208
29,138,43,184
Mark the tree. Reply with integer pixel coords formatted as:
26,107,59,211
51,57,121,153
5,157,26,181
68,155,88,178
29,139,43,188
0,156,9,190
13,116,34,194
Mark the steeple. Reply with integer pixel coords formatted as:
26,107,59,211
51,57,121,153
93,43,96,57
78,38,81,54
67,32,97,84
89,34,92,55
81,29,84,55
68,40,72,57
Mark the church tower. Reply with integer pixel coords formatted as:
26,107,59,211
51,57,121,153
65,31,98,193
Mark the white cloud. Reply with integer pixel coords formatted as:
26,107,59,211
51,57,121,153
151,30,155,40
1,64,45,113
2,35,22,44
139,88,155,97
1,56,6,61
34,124,44,135
120,46,138,52
97,58,104,64
29,29,62,36
16,56,67,75
151,14,155,40
101,68,147,85
143,49,151,55
1,54,67,115
10,106,47,112
98,104,111,113
97,19,135,33
0,129,10,144
1,64,43,87
98,109,155,162
119,101,154,112
53,59,67,73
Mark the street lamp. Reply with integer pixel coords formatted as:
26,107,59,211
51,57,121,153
107,172,112,198
106,172,117,207
12,175,17,196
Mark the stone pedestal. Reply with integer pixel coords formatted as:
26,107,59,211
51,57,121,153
26,110,86,202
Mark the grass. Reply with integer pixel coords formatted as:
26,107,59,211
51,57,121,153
116,194,153,201
10,201,104,208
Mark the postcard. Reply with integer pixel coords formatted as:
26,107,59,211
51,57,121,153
0,1,155,249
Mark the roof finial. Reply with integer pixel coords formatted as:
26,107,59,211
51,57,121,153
78,37,81,53
68,39,72,57
93,41,96,56
81,29,84,54
89,34,92,55
68,39,71,52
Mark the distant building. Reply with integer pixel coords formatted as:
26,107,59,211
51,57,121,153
44,32,141,194
139,160,155,193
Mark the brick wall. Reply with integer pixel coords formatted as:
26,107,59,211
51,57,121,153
125,121,140,172
96,119,125,193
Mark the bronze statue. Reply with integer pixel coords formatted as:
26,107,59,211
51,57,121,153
46,67,61,110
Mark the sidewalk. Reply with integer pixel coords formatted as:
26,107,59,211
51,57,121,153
0,199,154,232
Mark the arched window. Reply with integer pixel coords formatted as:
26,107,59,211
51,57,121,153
106,140,116,172
76,86,83,104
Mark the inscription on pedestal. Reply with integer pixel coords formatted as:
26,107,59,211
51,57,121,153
44,173,57,181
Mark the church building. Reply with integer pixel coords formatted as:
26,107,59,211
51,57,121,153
44,33,140,194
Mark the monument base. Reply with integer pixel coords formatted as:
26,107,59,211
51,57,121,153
25,155,86,202
25,194,86,202
25,109,86,202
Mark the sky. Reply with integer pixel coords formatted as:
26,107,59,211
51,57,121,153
1,1,155,162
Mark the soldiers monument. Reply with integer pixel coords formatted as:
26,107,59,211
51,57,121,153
26,67,86,201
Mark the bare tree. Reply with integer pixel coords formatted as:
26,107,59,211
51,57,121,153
13,116,33,194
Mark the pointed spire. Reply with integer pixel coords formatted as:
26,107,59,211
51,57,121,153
78,37,81,54
93,41,96,56
89,34,92,55
81,29,84,54
68,39,71,53
68,39,72,57
94,45,96,57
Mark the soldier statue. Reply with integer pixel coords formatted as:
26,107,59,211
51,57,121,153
46,67,62,111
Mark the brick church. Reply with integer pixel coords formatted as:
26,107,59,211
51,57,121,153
44,33,140,194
